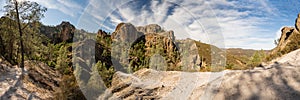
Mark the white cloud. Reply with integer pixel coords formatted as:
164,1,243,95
28,0,84,17
0,0,5,16
79,0,279,50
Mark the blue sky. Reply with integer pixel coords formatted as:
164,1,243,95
0,0,300,50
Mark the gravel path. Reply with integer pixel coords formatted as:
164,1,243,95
0,62,23,99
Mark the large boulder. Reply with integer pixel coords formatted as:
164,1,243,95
110,23,144,69
111,23,144,43
176,39,201,71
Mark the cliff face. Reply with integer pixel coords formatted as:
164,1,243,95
277,27,296,50
136,24,163,33
176,39,201,71
100,23,211,72
40,21,75,44
110,23,181,71
111,23,144,43
268,13,300,60
136,24,175,41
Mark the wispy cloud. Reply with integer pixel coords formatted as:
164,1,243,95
0,0,5,16
1,0,296,50
78,0,298,49
28,0,84,17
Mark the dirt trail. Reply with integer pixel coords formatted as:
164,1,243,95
0,60,60,100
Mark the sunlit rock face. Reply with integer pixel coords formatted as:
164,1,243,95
111,23,144,43
271,14,300,56
277,27,295,50
295,13,300,32
110,23,204,72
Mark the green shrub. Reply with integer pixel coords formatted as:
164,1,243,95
246,50,265,68
95,61,115,87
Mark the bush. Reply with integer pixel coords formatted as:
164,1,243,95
95,61,115,87
247,50,265,68
225,63,234,69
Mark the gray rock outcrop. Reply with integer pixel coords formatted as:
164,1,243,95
176,39,201,71
136,24,162,33
136,24,175,41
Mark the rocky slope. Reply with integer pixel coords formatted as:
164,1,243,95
0,19,86,99
99,48,300,100
0,60,61,99
268,13,300,60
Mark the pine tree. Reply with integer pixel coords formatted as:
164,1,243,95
3,0,46,71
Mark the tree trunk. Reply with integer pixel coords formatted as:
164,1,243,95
15,1,25,71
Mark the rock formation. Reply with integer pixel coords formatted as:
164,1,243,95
270,14,300,58
295,13,300,32
159,30,175,41
111,23,144,43
106,23,215,72
136,24,175,41
97,29,108,39
277,27,295,50
40,21,75,44
136,24,162,33
142,33,180,70
176,39,201,71
58,21,75,43
100,48,300,100
109,23,182,71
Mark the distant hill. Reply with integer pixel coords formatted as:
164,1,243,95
225,48,269,70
